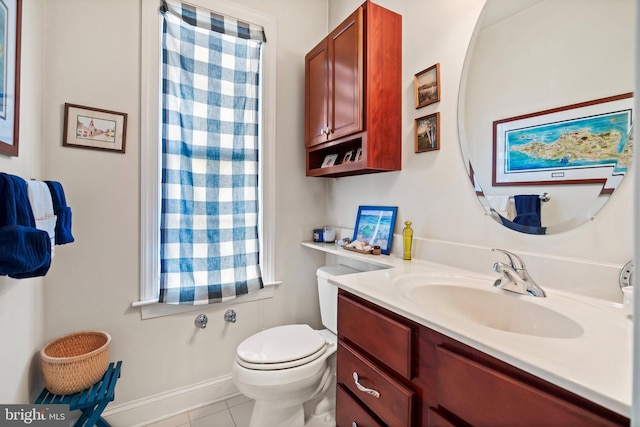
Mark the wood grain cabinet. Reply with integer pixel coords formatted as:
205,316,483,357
337,293,415,426
336,289,630,427
304,1,401,178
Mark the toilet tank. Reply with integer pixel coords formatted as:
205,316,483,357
316,265,360,334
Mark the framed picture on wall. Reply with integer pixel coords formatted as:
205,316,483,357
63,103,128,153
0,0,22,157
415,112,440,153
492,93,634,189
414,63,440,108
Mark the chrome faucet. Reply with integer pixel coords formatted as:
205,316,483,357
492,248,546,297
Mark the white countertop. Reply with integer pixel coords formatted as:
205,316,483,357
301,241,632,417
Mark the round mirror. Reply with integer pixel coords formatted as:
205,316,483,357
458,0,635,234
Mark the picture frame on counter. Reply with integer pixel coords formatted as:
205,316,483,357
352,205,398,255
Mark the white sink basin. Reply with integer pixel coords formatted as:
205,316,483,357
394,274,584,339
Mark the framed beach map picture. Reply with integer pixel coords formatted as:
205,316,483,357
492,93,634,189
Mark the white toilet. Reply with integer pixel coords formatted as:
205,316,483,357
232,265,359,427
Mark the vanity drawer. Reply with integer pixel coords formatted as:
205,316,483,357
336,385,384,427
427,407,458,427
338,293,413,378
435,346,624,427
337,341,414,427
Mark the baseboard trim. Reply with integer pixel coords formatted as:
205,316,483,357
102,374,239,426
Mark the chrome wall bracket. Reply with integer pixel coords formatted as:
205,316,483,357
195,314,208,329
224,309,237,323
619,260,633,290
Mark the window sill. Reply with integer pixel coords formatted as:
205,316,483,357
134,283,279,320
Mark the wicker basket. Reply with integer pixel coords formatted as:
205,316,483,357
41,331,111,395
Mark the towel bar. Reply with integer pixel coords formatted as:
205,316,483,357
508,192,550,202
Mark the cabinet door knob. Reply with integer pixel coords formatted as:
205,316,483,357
352,371,381,398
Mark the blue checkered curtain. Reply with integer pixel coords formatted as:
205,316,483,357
159,0,265,304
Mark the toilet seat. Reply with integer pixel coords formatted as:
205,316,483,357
236,324,328,371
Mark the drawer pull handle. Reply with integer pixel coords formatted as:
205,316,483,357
352,372,381,398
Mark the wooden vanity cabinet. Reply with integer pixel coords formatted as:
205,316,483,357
304,1,401,178
336,289,630,427
337,293,415,426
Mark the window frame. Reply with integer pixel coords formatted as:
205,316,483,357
137,0,278,319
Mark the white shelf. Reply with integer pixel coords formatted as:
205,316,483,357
300,241,399,269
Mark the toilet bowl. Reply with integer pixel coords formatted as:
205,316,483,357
232,325,337,427
231,265,360,427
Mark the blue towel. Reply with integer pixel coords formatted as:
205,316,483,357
44,180,74,244
0,173,35,228
513,195,542,227
0,173,51,278
0,225,52,278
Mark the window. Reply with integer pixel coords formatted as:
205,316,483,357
137,0,277,318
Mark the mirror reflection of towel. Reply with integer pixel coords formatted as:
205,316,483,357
513,195,541,227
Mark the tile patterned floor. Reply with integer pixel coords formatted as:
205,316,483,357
144,394,254,427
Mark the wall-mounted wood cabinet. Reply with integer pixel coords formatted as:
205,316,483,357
304,1,401,178
336,290,629,427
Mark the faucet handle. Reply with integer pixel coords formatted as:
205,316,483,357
492,248,526,270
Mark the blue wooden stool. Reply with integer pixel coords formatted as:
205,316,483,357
35,361,122,427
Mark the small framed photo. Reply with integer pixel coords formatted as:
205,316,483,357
321,153,338,168
352,206,398,255
354,147,363,162
342,150,354,164
63,103,128,153
414,63,440,109
415,112,440,153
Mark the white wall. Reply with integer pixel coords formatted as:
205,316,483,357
0,0,46,404
326,0,633,270
35,0,328,408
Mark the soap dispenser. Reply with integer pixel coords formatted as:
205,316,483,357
403,221,413,260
